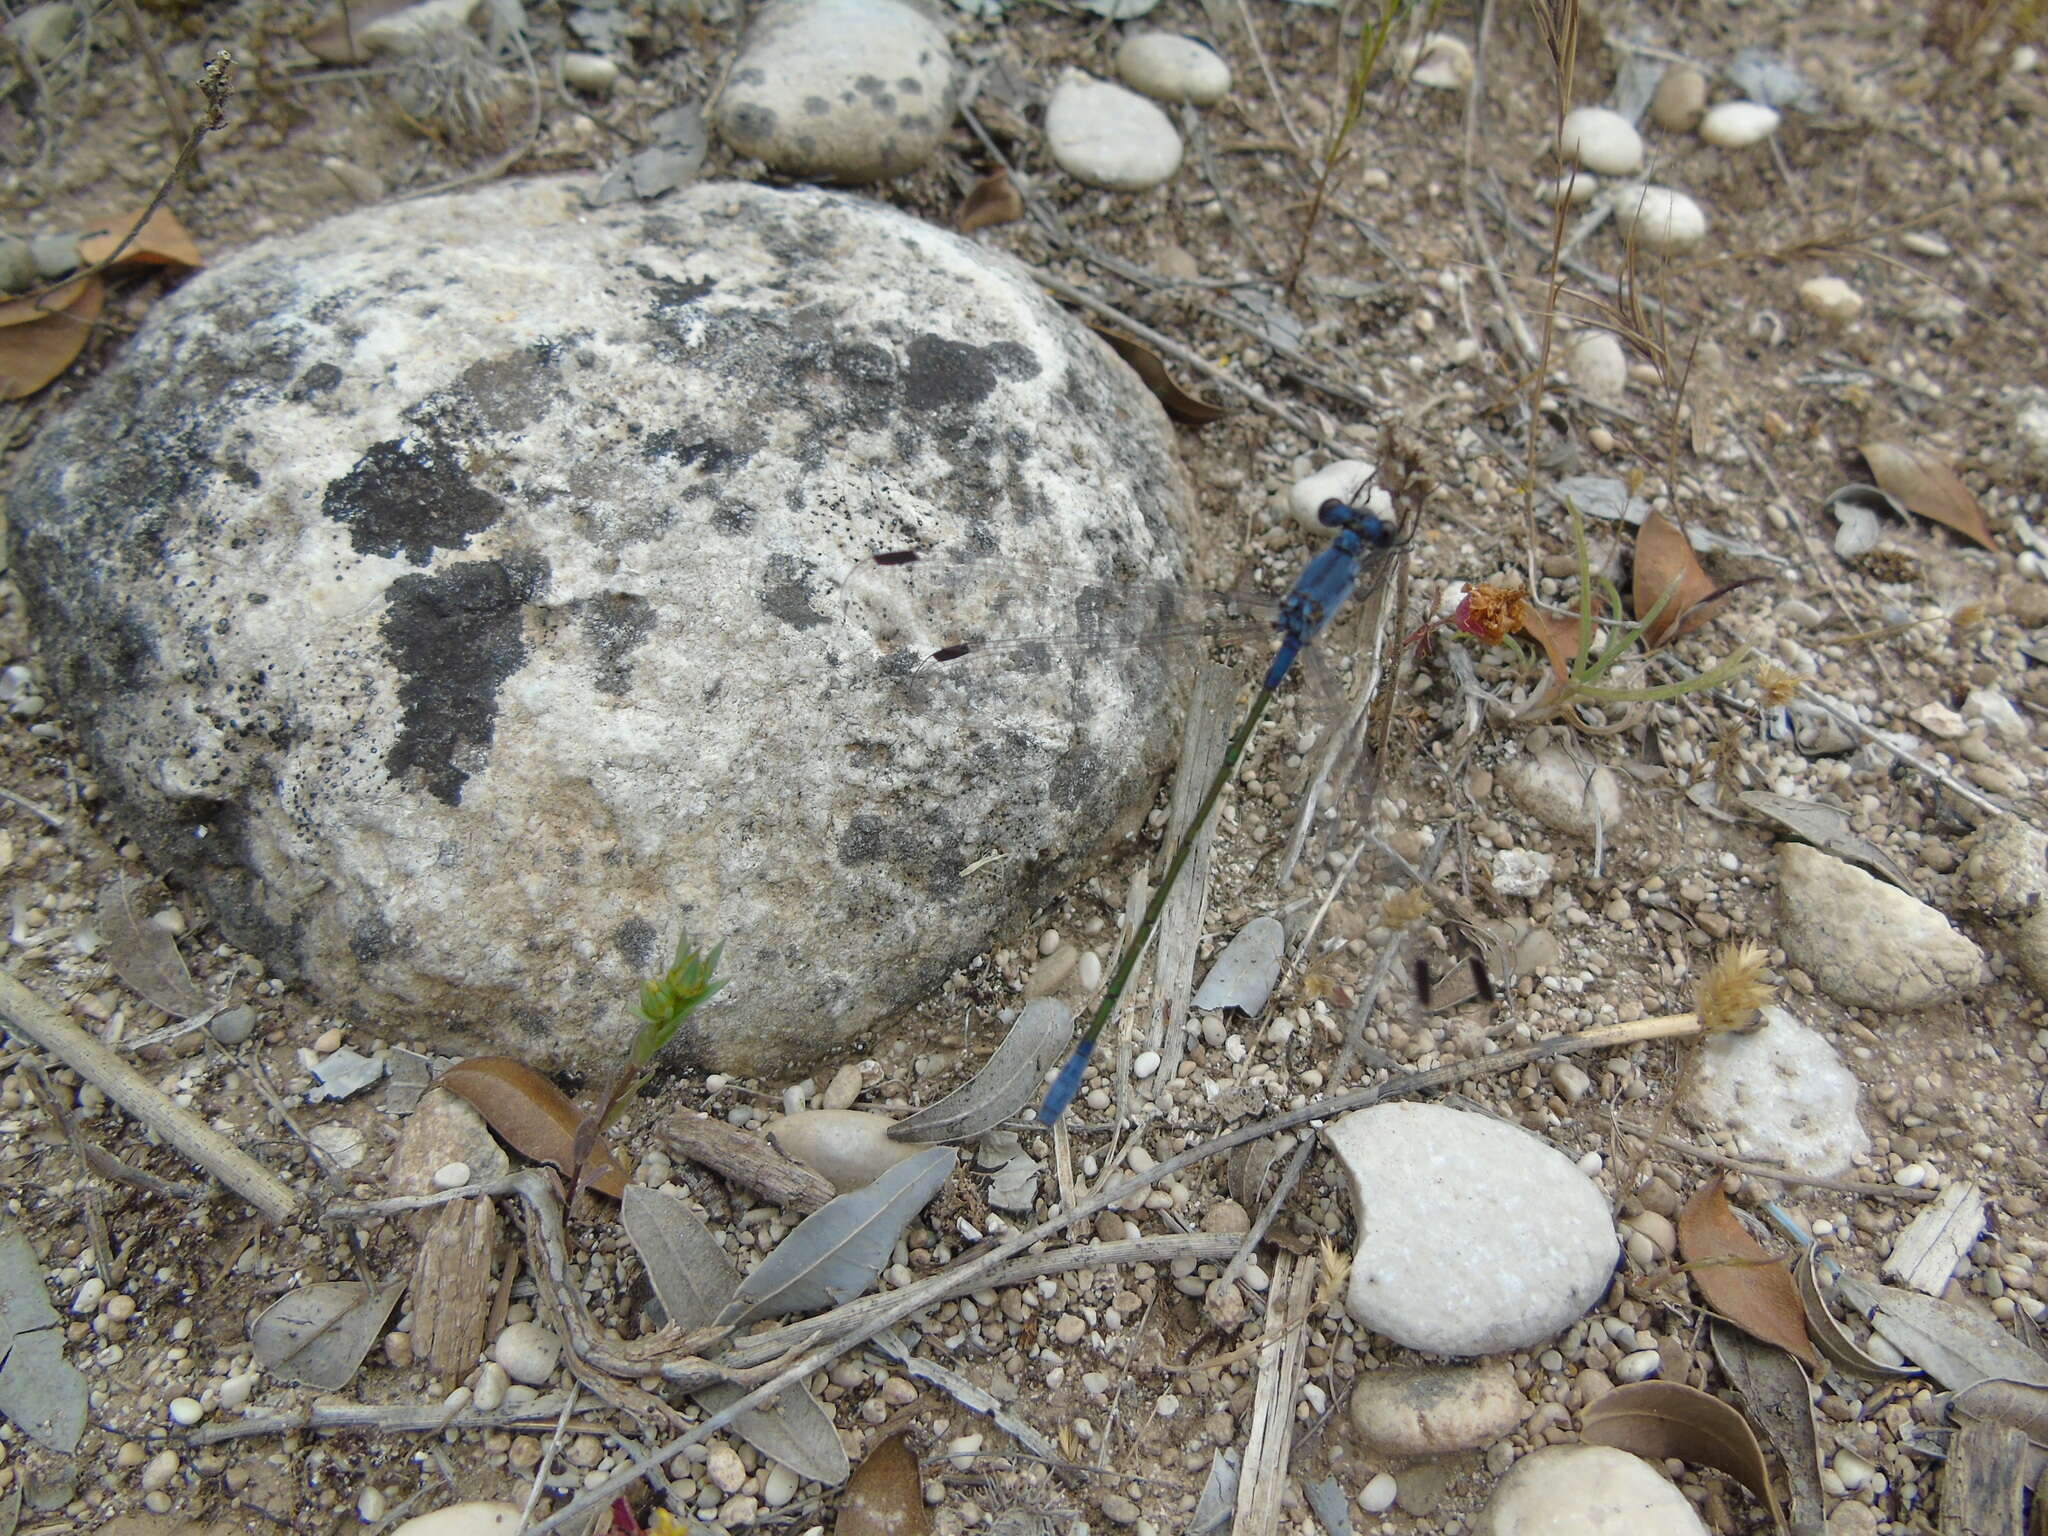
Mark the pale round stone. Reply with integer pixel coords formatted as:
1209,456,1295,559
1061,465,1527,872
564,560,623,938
1798,276,1864,326
1132,1049,1162,1080
762,1463,800,1508
492,1321,562,1386
1359,1472,1398,1514
706,1443,746,1495
140,1449,181,1492
1557,107,1643,175
1776,842,1986,1010
472,1361,510,1412
1566,331,1627,405
1326,1102,1617,1355
1399,32,1472,90
1115,31,1231,106
1699,101,1781,148
1612,185,1707,254
431,1160,472,1190
1479,1445,1706,1535
360,1487,391,1522
1683,1006,1870,1177
764,1109,921,1193
168,1396,205,1426
1286,459,1394,534
1535,170,1599,206
389,1504,526,1536
1650,66,1707,131
219,1371,260,1410
1349,1362,1526,1455
1045,70,1183,192
560,52,618,94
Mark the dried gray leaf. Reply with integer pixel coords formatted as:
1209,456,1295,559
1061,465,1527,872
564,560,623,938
589,102,706,205
1796,1247,1921,1382
695,1380,850,1487
1191,916,1285,1014
1727,47,1825,113
1953,1379,2048,1447
1836,1271,2048,1393
1738,791,1917,892
0,1226,85,1453
870,1326,1062,1467
890,998,1071,1144
1883,1180,1987,1295
1552,475,1647,527
619,1188,850,1483
250,1280,404,1390
309,1047,386,1102
1709,1317,1826,1536
0,1331,86,1455
96,882,203,1017
715,1146,956,1327
1303,1475,1354,1536
1190,1448,1242,1535
986,1149,1041,1213
622,1184,735,1333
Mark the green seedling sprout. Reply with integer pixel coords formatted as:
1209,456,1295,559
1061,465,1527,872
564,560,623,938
569,925,725,1199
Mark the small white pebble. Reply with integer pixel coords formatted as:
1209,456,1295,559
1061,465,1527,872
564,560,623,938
105,1293,137,1322
1615,1349,1662,1383
494,1320,563,1385
168,1396,205,1426
431,1160,471,1190
1613,185,1707,254
1132,1049,1162,1081
945,1432,983,1471
312,1025,345,1053
140,1449,180,1493
1896,1163,1930,1188
1039,928,1061,956
1699,100,1780,148
71,1277,105,1314
1557,106,1643,174
1077,950,1103,991
1360,1472,1398,1513
1798,276,1864,326
707,1443,746,1495
762,1463,799,1508
560,51,619,94
473,1360,510,1412
219,1371,260,1410
358,1486,389,1523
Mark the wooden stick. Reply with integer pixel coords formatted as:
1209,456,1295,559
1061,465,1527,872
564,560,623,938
0,967,304,1226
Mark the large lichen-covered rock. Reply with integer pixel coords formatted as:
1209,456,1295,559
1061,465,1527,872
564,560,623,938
9,178,1193,1073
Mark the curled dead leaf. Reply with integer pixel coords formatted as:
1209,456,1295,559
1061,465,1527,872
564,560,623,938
835,1432,927,1536
1518,608,1588,686
76,206,204,271
1859,439,1994,550
440,1056,627,1199
0,277,103,400
1633,511,1751,647
1677,1175,1820,1370
1581,1380,1783,1526
956,169,1024,233
1087,323,1228,424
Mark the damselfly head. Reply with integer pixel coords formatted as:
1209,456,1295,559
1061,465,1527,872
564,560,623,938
1316,497,1399,551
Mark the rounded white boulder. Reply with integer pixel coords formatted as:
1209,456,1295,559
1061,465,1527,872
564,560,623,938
1699,100,1781,148
1613,185,1707,254
1557,107,1643,175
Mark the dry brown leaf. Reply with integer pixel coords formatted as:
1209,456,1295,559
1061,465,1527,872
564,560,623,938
1679,1175,1820,1369
835,1432,927,1536
440,1056,627,1199
0,279,86,329
0,277,103,400
1860,439,1995,550
1581,1380,1784,1525
1517,608,1587,685
76,206,203,271
1632,511,1724,647
1087,323,1228,424
1954,1378,2048,1445
956,169,1023,233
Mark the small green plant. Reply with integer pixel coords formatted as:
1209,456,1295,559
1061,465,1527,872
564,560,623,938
569,924,725,1195
1441,498,1753,733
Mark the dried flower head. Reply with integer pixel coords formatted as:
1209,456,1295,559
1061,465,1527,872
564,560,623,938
1449,582,1531,645
1751,663,1803,708
1382,887,1432,927
1696,939,1773,1034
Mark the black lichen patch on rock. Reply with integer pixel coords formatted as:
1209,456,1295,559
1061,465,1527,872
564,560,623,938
380,556,547,804
325,436,507,566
